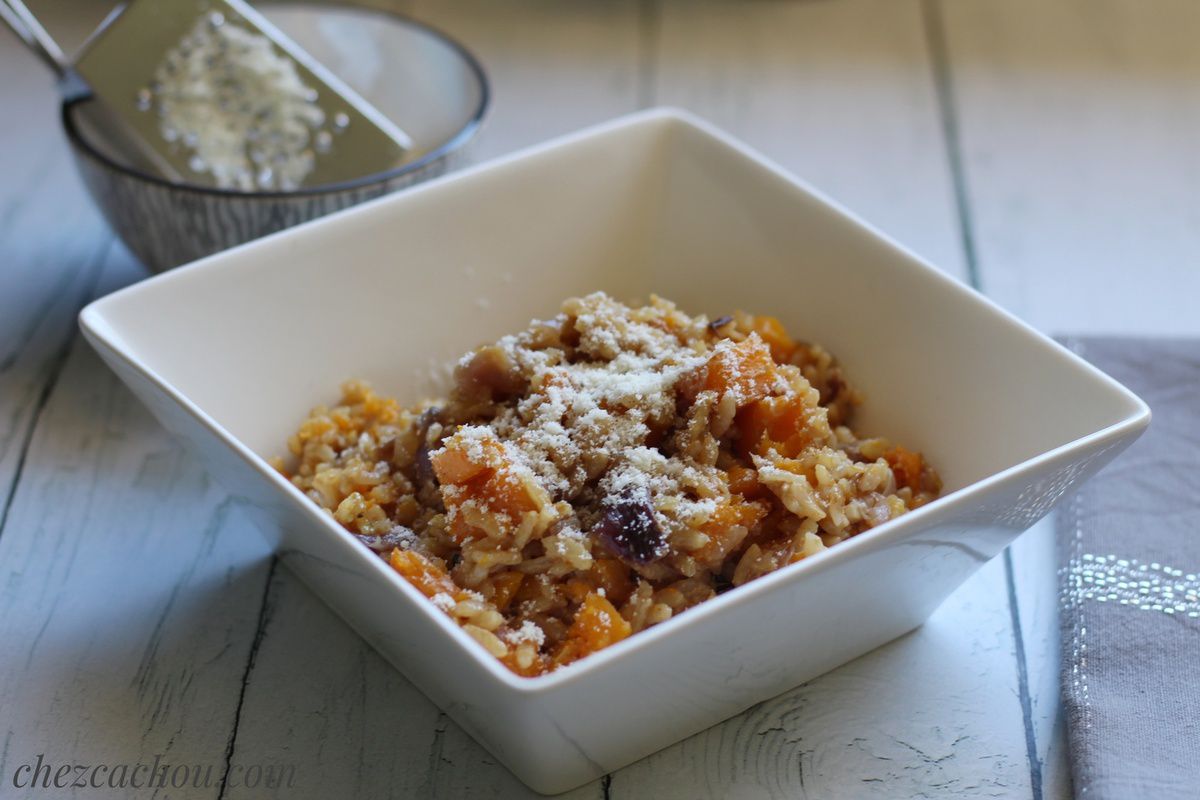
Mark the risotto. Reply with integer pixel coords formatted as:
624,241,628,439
277,292,940,676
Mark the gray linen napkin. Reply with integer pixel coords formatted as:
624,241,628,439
1058,337,1200,799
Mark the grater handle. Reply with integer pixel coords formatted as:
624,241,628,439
0,0,69,77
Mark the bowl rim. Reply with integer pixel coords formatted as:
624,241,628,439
60,1,490,200
79,107,1152,697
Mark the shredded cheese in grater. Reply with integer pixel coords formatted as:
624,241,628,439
144,11,347,191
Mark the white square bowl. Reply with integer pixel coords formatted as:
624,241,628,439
80,108,1148,795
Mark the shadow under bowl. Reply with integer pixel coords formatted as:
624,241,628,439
62,1,488,272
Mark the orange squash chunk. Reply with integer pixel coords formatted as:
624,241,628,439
389,549,460,599
431,441,493,485
569,592,631,652
475,470,542,517
589,558,635,606
501,648,549,678
694,498,767,567
562,560,635,607
490,571,525,611
740,315,797,364
884,445,925,492
563,578,594,605
737,393,816,458
447,473,546,543
433,431,548,541
703,334,777,405
726,464,767,500
770,456,817,483
710,498,768,532
553,592,631,666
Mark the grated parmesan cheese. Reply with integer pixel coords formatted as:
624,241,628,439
505,620,546,647
144,11,346,190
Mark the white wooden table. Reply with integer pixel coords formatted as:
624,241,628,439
4,1,1197,797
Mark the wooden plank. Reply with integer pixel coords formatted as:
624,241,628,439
220,565,601,800
407,0,646,162
217,564,442,799
940,0,1200,334
1,16,291,796
940,1,1200,797
1006,519,1070,800
0,248,277,797
614,1,1031,796
0,28,113,518
0,163,108,515
649,0,970,282
613,561,1031,800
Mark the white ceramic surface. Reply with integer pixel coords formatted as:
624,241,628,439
79,108,1149,795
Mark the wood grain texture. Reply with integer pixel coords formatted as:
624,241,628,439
940,3,1200,797
613,561,1030,800
220,567,604,800
1007,519,1071,800
650,0,969,281
0,29,111,519
0,26,272,798
0,250,278,799
406,0,645,162
940,0,1200,335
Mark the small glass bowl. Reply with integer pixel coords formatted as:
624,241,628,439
63,1,488,271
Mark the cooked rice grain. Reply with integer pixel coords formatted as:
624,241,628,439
280,292,940,675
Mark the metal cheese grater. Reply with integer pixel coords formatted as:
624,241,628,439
1,0,413,191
